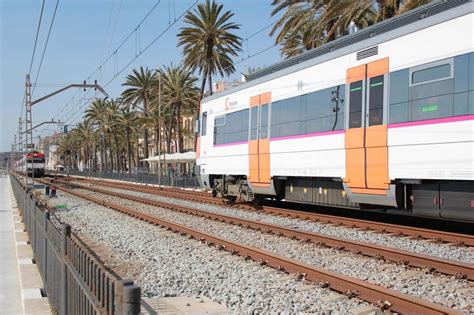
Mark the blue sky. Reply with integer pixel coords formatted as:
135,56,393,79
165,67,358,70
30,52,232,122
0,0,283,152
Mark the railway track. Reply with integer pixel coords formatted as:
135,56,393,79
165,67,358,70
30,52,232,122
39,178,462,314
56,175,474,247
54,178,474,281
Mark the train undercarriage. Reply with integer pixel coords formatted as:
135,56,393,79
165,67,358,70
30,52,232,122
209,175,474,222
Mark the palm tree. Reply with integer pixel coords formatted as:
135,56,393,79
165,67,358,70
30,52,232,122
270,0,376,58
398,0,431,14
177,0,242,100
117,107,139,173
106,99,123,172
121,67,156,166
57,132,75,171
70,121,96,170
270,0,430,58
158,64,199,153
84,99,109,171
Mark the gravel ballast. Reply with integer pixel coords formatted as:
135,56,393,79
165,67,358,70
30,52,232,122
63,186,474,313
45,190,372,314
80,181,474,264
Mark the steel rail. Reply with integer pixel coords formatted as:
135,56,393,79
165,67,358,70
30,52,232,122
63,176,474,247
57,179,474,280
49,181,461,315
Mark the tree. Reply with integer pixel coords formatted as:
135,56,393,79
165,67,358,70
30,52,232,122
270,0,431,58
84,99,109,171
117,107,139,173
121,67,156,167
177,0,242,100
70,121,96,170
106,99,123,172
270,0,376,58
158,64,199,153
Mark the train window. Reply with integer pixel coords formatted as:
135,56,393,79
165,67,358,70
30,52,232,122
332,85,345,131
260,105,269,139
349,80,363,128
214,116,226,145
215,115,225,126
214,110,249,145
201,112,207,136
454,93,469,116
306,85,344,133
270,98,303,138
368,75,384,126
389,102,408,123
410,94,453,121
469,53,474,91
250,107,258,140
411,63,451,85
389,69,409,105
469,91,474,114
454,54,469,93
226,109,249,143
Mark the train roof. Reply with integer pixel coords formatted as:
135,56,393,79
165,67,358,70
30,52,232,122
203,0,472,103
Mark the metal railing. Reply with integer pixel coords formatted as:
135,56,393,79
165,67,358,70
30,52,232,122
48,169,201,190
10,175,141,314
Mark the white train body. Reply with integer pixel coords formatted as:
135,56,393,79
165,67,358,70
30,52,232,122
197,1,474,221
14,152,46,178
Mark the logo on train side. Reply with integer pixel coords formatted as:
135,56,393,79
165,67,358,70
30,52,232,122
224,97,238,111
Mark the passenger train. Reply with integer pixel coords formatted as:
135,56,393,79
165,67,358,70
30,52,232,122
196,1,474,221
14,152,46,178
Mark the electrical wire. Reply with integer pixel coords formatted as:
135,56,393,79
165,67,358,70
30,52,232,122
53,0,163,124
28,0,46,75
32,0,60,96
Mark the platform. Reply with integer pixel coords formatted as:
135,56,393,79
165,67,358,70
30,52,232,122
0,176,52,314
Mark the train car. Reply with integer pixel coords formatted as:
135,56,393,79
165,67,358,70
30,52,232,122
15,152,46,178
196,1,474,221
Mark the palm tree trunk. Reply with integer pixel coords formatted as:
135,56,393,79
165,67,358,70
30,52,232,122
101,129,107,172
208,74,213,96
167,108,175,153
114,134,121,172
136,133,140,168
126,129,132,174
176,103,183,153
106,134,114,172
143,94,150,170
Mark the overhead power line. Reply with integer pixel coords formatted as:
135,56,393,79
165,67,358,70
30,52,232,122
53,0,164,123
33,0,60,96
28,0,46,75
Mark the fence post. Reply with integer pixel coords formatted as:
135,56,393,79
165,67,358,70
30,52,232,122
123,284,141,314
60,223,71,315
44,211,50,279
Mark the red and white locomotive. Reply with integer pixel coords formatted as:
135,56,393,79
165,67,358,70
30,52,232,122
196,1,474,221
14,152,46,178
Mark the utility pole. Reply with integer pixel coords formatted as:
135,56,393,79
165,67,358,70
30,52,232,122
25,74,34,190
19,117,24,184
22,75,108,190
158,74,162,186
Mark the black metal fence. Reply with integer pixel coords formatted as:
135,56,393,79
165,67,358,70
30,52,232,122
48,169,201,189
10,175,141,314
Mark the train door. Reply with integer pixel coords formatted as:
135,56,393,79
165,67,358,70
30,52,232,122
249,92,271,187
345,57,390,196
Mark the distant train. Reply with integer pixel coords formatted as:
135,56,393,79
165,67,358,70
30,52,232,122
196,1,474,221
15,152,45,178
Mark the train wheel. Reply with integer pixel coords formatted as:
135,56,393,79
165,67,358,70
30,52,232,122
252,195,263,206
225,195,237,203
